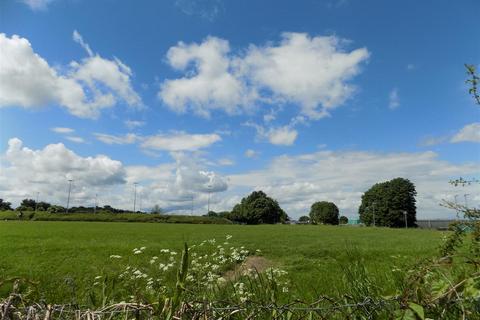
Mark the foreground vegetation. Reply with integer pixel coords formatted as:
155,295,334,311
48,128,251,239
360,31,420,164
1,220,479,319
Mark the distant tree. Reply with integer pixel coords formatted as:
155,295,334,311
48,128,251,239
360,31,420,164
151,205,163,214
205,211,218,217
309,201,339,225
298,215,310,223
0,199,12,211
230,191,288,224
358,177,417,228
16,198,36,211
47,205,65,213
339,216,349,225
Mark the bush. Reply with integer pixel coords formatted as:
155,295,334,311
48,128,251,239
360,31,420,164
339,216,348,224
309,201,339,225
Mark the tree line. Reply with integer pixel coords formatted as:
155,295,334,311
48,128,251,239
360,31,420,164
1,177,417,227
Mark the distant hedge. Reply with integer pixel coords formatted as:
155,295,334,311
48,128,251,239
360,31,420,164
0,211,232,224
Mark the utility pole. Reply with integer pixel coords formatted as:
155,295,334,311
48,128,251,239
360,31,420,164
454,194,460,218
35,192,39,214
66,179,73,214
403,210,408,229
133,182,138,213
94,193,97,214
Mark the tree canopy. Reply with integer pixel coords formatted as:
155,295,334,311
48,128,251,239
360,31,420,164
298,215,310,223
309,201,339,225
339,216,349,225
0,199,12,211
230,191,288,224
358,177,417,228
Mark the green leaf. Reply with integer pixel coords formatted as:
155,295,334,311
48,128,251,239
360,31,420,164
408,302,425,320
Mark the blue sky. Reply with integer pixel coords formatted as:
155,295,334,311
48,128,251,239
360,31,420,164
0,0,479,219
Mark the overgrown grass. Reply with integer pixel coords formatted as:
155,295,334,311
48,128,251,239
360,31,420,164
0,221,444,304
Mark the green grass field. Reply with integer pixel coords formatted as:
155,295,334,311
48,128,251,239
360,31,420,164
0,221,446,303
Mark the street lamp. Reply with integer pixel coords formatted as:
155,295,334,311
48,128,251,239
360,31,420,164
207,185,212,214
133,182,138,213
403,210,408,229
66,179,73,214
372,202,376,227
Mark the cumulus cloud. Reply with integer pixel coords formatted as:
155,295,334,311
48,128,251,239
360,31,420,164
240,33,370,119
159,36,253,117
227,150,479,219
389,88,400,109
141,132,221,151
450,122,480,143
0,138,228,213
0,138,126,206
159,33,369,120
0,32,141,118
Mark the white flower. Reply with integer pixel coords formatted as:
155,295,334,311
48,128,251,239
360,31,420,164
140,246,146,250
94,275,102,280
109,255,122,259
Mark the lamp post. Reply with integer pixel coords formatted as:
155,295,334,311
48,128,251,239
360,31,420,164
133,183,138,213
207,185,212,214
403,210,408,229
66,179,73,214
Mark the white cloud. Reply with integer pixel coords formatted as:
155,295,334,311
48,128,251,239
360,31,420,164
21,0,54,10
141,132,221,151
245,149,259,158
51,127,75,134
266,126,298,146
65,136,86,143
0,138,126,206
240,33,370,119
389,88,400,109
0,138,228,213
407,64,415,71
159,33,369,120
451,122,480,143
124,120,145,130
94,133,139,145
0,32,141,119
227,150,479,219
159,36,253,117
245,122,298,146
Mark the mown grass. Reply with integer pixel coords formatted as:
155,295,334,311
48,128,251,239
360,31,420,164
0,221,445,303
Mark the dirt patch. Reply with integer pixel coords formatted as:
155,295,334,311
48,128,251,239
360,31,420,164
223,256,273,281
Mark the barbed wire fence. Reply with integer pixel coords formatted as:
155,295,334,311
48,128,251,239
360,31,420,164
0,295,403,320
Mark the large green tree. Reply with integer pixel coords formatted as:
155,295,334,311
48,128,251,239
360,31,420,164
309,201,339,225
230,191,288,224
0,199,12,211
359,177,417,228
